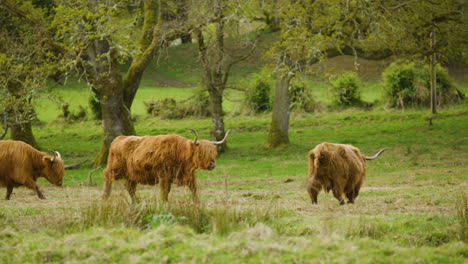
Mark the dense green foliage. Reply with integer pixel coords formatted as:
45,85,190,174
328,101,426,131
330,72,362,106
244,71,273,113
144,89,211,119
383,61,462,108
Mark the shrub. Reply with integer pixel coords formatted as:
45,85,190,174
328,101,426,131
330,72,362,106
181,89,211,118
144,89,211,120
289,80,316,112
383,61,463,108
144,98,178,119
88,94,102,120
244,72,273,113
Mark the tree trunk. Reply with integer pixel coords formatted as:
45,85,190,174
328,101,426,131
92,74,136,166
209,87,227,153
6,82,39,149
10,121,39,149
430,30,437,114
197,0,228,154
180,33,192,44
0,112,7,140
267,76,291,148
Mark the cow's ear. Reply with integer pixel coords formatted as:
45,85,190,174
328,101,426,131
43,156,54,164
309,153,315,160
319,152,327,165
338,147,346,157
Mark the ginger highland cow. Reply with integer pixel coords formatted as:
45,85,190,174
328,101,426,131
103,129,230,202
0,140,64,200
306,142,387,205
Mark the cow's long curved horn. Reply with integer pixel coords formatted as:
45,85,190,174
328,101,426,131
190,129,199,145
212,129,231,145
55,151,61,160
365,148,388,160
48,149,57,162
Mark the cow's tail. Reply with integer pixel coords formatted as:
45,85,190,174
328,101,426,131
365,148,388,160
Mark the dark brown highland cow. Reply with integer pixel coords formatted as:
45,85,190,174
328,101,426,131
0,140,64,200
306,142,387,205
103,129,231,202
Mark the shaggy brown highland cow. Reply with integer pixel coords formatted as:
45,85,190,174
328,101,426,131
306,142,387,205
0,140,64,200
103,129,230,202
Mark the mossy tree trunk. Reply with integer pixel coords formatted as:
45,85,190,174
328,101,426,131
92,72,136,166
209,85,227,153
6,82,39,149
91,1,163,166
267,75,291,148
10,122,39,149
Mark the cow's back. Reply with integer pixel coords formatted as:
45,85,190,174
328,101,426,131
127,135,191,183
0,141,39,185
106,136,145,178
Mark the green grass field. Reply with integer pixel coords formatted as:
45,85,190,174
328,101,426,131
1,53,467,263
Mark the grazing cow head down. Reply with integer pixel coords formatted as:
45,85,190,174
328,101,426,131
307,142,387,205
41,150,65,186
0,140,65,200
190,129,230,171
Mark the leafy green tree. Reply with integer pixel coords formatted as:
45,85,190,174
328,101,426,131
0,1,59,148
195,0,257,153
266,0,391,147
266,0,466,147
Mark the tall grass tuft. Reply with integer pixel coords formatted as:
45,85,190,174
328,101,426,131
22,194,278,236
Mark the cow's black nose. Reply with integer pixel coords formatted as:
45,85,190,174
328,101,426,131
208,161,216,170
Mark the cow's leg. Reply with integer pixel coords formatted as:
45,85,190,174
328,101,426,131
102,168,113,199
5,185,13,200
159,177,170,202
306,180,321,204
24,179,45,199
350,182,362,203
125,179,138,201
346,190,355,204
188,178,199,203
332,186,345,205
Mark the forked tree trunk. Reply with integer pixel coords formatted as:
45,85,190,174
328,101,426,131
267,75,291,148
92,73,136,166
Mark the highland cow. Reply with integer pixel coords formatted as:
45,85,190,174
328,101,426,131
306,142,387,205
0,140,64,200
103,129,231,202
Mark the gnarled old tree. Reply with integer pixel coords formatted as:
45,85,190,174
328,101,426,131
267,0,466,147
3,0,224,165
53,0,211,165
0,2,59,148
195,0,257,153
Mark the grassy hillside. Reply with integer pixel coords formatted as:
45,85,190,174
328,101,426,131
1,37,467,263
